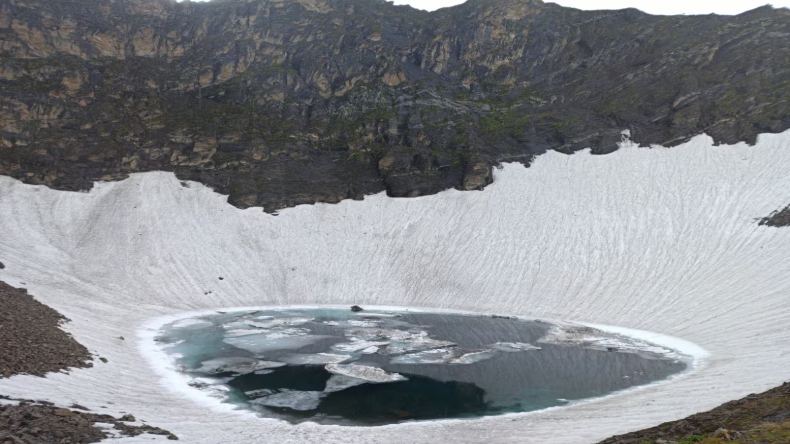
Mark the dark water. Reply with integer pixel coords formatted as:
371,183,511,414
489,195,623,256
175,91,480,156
156,308,687,425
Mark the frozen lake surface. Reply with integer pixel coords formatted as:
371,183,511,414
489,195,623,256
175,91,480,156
157,308,687,425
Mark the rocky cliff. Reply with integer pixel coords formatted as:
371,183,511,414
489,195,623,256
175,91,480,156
1,0,789,210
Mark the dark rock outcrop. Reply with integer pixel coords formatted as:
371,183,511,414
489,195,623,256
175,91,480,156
0,399,178,442
759,204,790,227
599,382,790,444
1,0,789,210
0,282,92,378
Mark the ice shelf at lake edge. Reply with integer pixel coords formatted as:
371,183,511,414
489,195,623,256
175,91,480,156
0,131,789,443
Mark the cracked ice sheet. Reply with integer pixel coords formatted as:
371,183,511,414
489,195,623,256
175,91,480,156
223,331,330,354
341,328,455,355
390,348,497,364
171,318,213,329
323,374,370,393
325,364,407,383
278,353,354,365
195,357,286,375
538,324,685,359
492,342,542,352
249,390,323,411
331,340,390,353
1,131,790,443
242,317,314,329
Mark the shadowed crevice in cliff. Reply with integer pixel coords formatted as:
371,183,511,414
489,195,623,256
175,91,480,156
1,0,789,210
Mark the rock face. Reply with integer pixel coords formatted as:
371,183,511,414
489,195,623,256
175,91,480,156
0,399,178,442
599,382,790,444
759,204,790,227
1,0,789,210
0,282,92,378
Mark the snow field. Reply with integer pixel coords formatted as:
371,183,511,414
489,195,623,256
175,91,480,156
0,131,789,443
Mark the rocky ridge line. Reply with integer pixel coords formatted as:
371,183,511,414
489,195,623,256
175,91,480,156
1,0,789,210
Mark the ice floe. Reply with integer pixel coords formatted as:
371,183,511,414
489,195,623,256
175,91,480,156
249,390,323,411
390,348,497,365
171,318,213,329
343,328,455,355
224,332,329,354
245,388,275,398
188,378,232,399
323,374,369,393
331,340,390,353
345,319,381,327
325,364,407,383
243,317,314,329
223,329,268,337
353,312,402,318
491,342,542,352
538,324,682,360
195,357,286,375
277,353,353,365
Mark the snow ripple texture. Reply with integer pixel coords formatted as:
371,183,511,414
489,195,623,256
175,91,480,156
1,132,790,443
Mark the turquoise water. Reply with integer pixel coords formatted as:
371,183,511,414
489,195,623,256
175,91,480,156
156,308,687,425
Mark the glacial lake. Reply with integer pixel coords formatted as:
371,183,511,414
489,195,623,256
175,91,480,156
155,308,688,425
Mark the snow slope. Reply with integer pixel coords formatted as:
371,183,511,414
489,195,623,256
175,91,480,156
1,132,789,443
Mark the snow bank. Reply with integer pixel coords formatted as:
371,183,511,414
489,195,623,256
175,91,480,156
1,131,790,443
